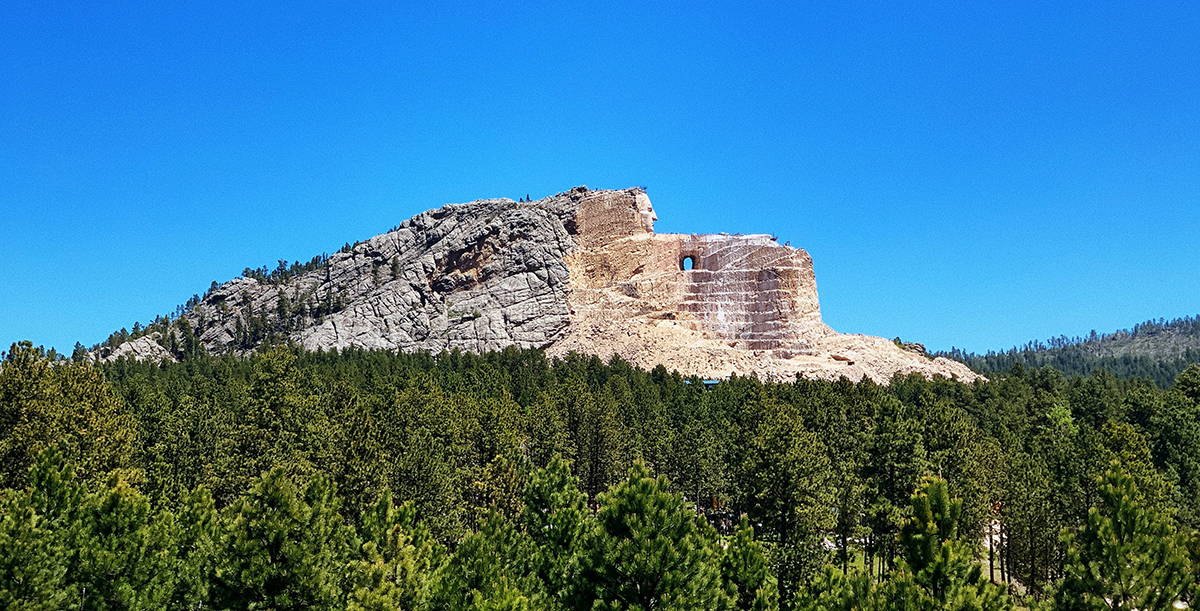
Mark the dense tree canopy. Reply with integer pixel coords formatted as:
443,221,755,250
3,341,1200,609
936,315,1200,388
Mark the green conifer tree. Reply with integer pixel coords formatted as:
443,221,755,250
213,469,352,610
739,396,835,597
720,517,779,611
347,492,445,611
520,457,590,607
792,567,877,611
796,476,1011,611
574,462,730,610
1177,364,1200,403
169,485,220,609
432,510,542,610
0,343,137,488
0,449,80,610
1055,464,1191,611
71,473,177,610
898,476,1010,611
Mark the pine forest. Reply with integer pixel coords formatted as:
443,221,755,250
3,340,1200,610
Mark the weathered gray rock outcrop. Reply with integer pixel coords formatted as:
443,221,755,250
90,333,178,364
101,186,982,383
187,193,584,354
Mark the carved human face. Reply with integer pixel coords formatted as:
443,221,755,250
636,196,657,233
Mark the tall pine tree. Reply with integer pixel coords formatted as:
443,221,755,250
1055,464,1191,611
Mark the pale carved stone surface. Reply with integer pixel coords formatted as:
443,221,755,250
101,186,981,383
549,188,981,383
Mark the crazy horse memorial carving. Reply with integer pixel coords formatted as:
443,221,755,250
97,186,980,383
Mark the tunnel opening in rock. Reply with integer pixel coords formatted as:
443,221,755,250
681,255,696,271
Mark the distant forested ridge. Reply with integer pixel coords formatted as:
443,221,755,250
935,314,1200,387
3,341,1200,609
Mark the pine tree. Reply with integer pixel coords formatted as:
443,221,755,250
219,348,322,502
0,449,80,610
792,567,877,611
520,457,590,607
169,485,220,609
1055,464,1191,611
526,389,575,469
347,492,445,611
70,473,178,610
0,343,137,488
321,387,392,522
381,379,474,543
560,380,628,499
796,476,1011,611
212,469,352,610
720,517,778,611
862,398,928,579
71,342,88,364
0,491,70,610
431,510,541,610
739,395,835,597
1177,364,1200,402
898,476,1010,611
469,452,528,524
574,462,729,610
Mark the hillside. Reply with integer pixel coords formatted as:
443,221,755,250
86,186,978,383
935,315,1200,387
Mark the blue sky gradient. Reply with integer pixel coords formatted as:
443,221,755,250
2,1,1197,355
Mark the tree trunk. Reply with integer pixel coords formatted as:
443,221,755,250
999,523,1007,583
988,519,995,583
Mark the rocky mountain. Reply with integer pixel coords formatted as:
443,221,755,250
94,186,980,383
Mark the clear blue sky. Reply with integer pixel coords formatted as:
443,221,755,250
2,0,1197,355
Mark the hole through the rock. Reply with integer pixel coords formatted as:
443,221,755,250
681,256,695,271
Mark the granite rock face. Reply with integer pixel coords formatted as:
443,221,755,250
103,186,981,383
90,333,178,364
185,194,581,354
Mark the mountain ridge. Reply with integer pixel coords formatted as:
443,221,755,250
934,314,1200,387
86,186,979,383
